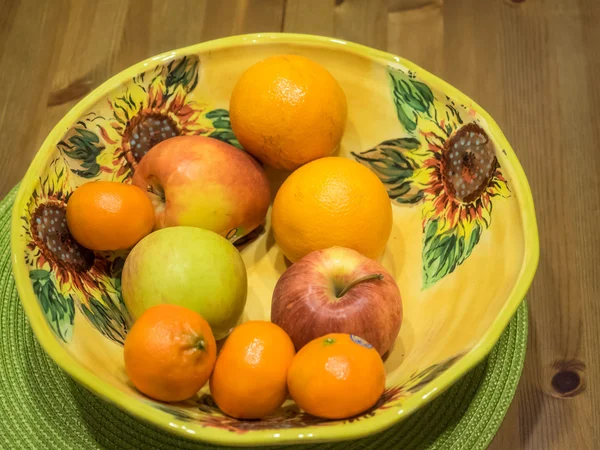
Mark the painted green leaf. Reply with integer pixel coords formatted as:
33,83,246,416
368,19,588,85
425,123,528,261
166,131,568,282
75,128,99,142
110,256,126,278
390,137,422,150
352,137,426,205
205,109,230,119
209,130,238,143
413,80,434,106
80,291,132,346
165,55,199,94
401,353,466,393
211,119,231,129
422,219,482,288
394,95,418,132
29,269,50,280
204,109,242,149
388,68,435,133
30,270,75,342
58,127,104,178
151,402,197,422
397,79,429,113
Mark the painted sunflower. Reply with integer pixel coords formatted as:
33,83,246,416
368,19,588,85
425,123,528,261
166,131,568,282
353,68,510,288
57,55,242,184
23,162,112,295
420,121,510,232
97,55,213,180
22,160,131,343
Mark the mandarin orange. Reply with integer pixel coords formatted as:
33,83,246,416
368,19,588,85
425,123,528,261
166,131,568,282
209,321,295,419
66,181,154,251
123,304,217,402
287,333,385,419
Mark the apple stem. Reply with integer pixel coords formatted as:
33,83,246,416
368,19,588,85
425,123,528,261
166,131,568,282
336,273,384,298
147,185,165,203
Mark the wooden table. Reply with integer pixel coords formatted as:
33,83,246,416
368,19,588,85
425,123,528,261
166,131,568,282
1,0,598,448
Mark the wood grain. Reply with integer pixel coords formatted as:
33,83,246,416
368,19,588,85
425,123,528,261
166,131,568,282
0,0,598,448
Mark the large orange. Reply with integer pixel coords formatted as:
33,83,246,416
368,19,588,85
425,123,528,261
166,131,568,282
66,181,154,251
287,333,386,419
123,304,217,402
209,321,296,419
229,54,347,170
271,157,393,262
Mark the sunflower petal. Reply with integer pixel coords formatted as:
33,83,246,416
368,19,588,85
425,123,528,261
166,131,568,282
487,171,511,198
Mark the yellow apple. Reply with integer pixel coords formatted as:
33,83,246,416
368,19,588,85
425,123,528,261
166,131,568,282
133,135,270,243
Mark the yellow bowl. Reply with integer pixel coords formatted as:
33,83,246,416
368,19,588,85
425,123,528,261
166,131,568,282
11,33,539,446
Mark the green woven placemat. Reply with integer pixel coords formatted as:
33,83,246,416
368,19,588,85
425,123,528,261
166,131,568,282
0,185,527,449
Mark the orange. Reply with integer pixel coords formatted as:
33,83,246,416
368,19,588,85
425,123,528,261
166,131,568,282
287,333,386,419
123,304,217,402
209,321,296,419
66,181,154,251
229,54,347,170
271,157,393,262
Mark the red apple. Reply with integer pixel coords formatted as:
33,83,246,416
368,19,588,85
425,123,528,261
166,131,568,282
271,246,402,356
132,135,270,243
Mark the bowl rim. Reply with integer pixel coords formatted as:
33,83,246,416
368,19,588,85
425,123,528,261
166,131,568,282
10,32,539,446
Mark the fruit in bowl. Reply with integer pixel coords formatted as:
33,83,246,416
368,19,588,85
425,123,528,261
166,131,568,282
271,157,393,262
122,226,247,340
66,181,154,251
287,333,386,419
11,34,539,446
271,246,403,356
124,304,217,402
133,135,270,243
230,54,347,170
210,321,295,419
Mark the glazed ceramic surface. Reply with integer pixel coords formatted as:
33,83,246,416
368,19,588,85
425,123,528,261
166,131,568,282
11,34,539,446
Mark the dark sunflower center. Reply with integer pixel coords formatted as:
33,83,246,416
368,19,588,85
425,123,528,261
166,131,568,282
462,151,475,169
441,123,497,203
31,203,94,271
125,114,179,162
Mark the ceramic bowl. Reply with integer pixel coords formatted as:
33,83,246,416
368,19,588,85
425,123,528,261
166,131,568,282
11,33,539,446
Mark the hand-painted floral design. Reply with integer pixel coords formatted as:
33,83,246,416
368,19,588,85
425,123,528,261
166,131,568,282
204,109,242,149
11,38,533,443
29,269,75,342
23,163,110,296
353,67,510,288
98,55,212,180
57,119,113,179
24,56,254,344
199,396,330,431
21,160,131,344
148,355,464,433
401,353,466,394
56,56,244,183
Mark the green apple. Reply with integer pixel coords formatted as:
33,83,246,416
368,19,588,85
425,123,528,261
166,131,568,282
122,226,247,340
